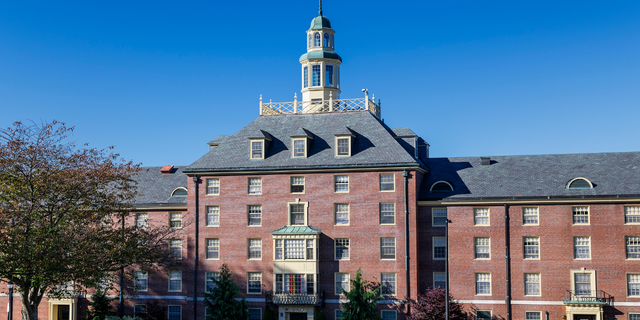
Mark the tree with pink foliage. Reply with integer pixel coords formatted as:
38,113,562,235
402,287,466,320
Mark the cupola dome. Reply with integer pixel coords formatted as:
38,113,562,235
310,15,332,30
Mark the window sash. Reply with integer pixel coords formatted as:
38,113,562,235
170,240,182,259
291,177,305,193
285,239,305,259
525,273,541,295
168,306,181,320
381,311,397,320
325,65,334,87
248,239,262,259
522,207,539,225
475,273,491,295
205,272,220,291
169,271,182,291
290,204,305,225
434,272,446,288
525,312,541,320
248,205,262,226
335,238,350,260
170,213,182,228
433,237,447,259
628,237,640,259
248,178,262,194
380,174,394,191
628,274,640,296
248,273,261,293
335,273,349,295
336,138,349,155
380,203,395,224
251,141,263,159
335,204,349,225
206,206,219,227
134,271,148,291
476,311,492,320
293,139,306,157
380,238,395,259
433,208,448,226
474,237,490,259
381,273,396,295
572,206,589,224
524,237,540,259
312,65,321,86
334,175,349,192
626,206,640,223
474,208,489,225
249,309,262,320
206,178,220,195
574,237,590,259
574,273,592,295
136,213,148,228
206,239,219,259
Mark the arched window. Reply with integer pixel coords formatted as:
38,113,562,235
325,65,334,87
430,181,454,192
171,187,188,197
308,34,312,49
314,33,321,47
567,178,593,189
324,33,330,47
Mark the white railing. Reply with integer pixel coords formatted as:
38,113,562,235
259,92,381,118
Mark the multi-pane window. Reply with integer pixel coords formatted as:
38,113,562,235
248,178,262,194
381,273,396,295
336,138,350,156
251,141,263,159
335,310,343,320
335,238,350,260
248,309,262,320
248,239,262,259
627,236,640,259
306,239,314,260
275,274,314,295
134,271,148,291
293,139,306,157
248,205,262,226
434,272,446,288
574,273,592,295
136,213,148,228
525,273,541,296
303,66,308,88
312,65,321,86
206,239,219,259
205,272,220,291
380,238,396,260
476,311,492,320
168,306,181,320
275,239,283,260
626,206,640,224
574,237,590,259
248,273,262,294
630,315,640,320
380,174,395,191
525,312,541,320
170,239,182,260
433,237,446,260
433,208,448,226
628,274,640,296
380,203,395,224
381,311,397,320
524,237,540,259
134,305,147,318
170,213,182,228
523,207,539,225
325,65,334,87
335,175,349,192
206,178,220,195
474,208,490,225
291,176,305,193
290,204,305,225
168,271,182,292
474,237,490,259
285,239,305,259
335,204,349,225
335,273,350,295
572,206,590,224
475,273,491,295
206,206,220,227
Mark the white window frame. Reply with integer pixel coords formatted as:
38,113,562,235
168,271,182,292
381,273,396,296
335,238,350,260
335,203,349,225
206,206,220,227
249,139,265,160
570,269,596,296
574,236,591,260
628,273,640,297
625,206,640,224
206,238,219,260
334,175,349,193
168,305,181,320
523,237,540,260
287,200,308,226
379,173,395,192
135,213,148,228
380,203,396,225
474,237,490,260
629,314,640,320
433,272,446,289
170,239,182,260
248,205,262,226
205,272,220,292
522,207,539,225
524,273,541,296
627,236,640,259
475,273,491,295
248,177,262,194
290,176,305,194
572,206,590,225
335,136,351,157
380,237,396,260
433,237,446,260
291,138,308,158
134,271,148,292
524,311,542,320
169,212,182,229
335,273,350,295
206,178,220,195
247,272,262,294
474,208,490,226
248,239,262,260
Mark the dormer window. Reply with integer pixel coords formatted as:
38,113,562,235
251,140,264,159
171,187,188,197
292,139,306,158
336,138,350,156
567,177,593,189
248,130,272,160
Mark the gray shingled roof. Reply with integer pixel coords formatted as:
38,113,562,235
185,112,424,172
133,166,188,206
419,152,640,201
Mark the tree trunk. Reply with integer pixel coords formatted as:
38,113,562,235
20,289,42,320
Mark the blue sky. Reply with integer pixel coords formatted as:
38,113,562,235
1,1,639,166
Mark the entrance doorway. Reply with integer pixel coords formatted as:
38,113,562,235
57,305,70,320
574,316,595,320
290,313,307,320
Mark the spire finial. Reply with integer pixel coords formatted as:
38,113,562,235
319,0,323,16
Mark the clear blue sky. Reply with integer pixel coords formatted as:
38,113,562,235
2,1,639,166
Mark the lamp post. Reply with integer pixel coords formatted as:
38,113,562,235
445,219,452,320
7,283,14,320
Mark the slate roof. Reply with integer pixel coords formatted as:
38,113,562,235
132,166,188,206
419,152,640,201
185,111,425,173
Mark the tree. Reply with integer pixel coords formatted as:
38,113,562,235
84,289,115,320
204,264,249,320
340,269,382,320
402,287,466,320
0,121,179,320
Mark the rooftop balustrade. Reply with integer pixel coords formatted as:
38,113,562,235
259,92,381,118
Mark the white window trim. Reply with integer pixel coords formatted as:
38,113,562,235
380,202,396,225
381,273,396,296
624,206,640,225
432,207,448,227
334,175,349,193
170,239,182,260
474,273,492,296
334,238,350,261
524,311,542,320
627,273,640,297
205,238,220,260
570,268,596,295
627,236,640,260
287,200,308,226
247,205,262,227
135,213,148,229
170,187,188,197
248,308,262,320
473,207,490,226
205,272,219,292
379,173,395,192
523,236,540,260
629,313,640,320
334,136,352,157
206,206,220,227
247,272,262,295
522,207,540,226
380,237,396,260
334,272,350,295
169,212,183,229
290,176,305,194
474,237,491,260
247,177,262,195
429,180,454,192
573,236,591,260
291,138,308,158
205,178,220,196
567,177,594,189
572,206,590,225
334,203,350,226
249,139,266,160
524,273,542,297
134,271,148,292
248,238,262,260
433,237,447,260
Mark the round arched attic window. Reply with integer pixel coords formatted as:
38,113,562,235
171,187,188,197
567,178,593,189
430,181,454,192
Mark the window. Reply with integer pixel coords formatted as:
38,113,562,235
206,178,220,195
572,206,589,224
303,66,308,88
292,139,306,158
430,181,453,192
432,208,448,226
275,274,314,294
168,271,182,292
475,273,491,295
169,212,182,228
170,239,182,260
248,178,262,194
248,239,262,259
314,32,321,47
206,239,219,259
626,206,640,224
206,206,220,227
381,273,396,295
335,238,350,260
525,273,541,296
381,310,397,320
524,237,540,259
205,272,220,291
568,178,593,189
474,208,489,225
312,65,321,86
248,309,262,320
134,271,148,291
628,274,640,297
134,305,147,318
291,176,305,193
247,273,262,294
308,34,311,48
574,272,592,295
323,33,330,47
335,273,349,295
630,314,640,320
627,236,640,259
476,311,492,320
325,65,334,87
335,175,349,192
525,312,541,320
136,213,148,228
380,238,396,260
251,140,264,159
289,203,305,225
574,236,590,259
380,203,395,224
522,207,539,225
335,203,349,225
171,188,187,197
474,237,490,259
285,239,305,259
335,310,343,320
434,272,446,288
433,237,446,260
380,173,395,191
307,239,314,260
168,306,181,320
248,205,262,226
336,137,350,156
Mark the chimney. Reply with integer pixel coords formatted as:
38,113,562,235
160,165,174,174
480,157,491,166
